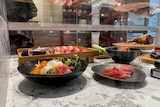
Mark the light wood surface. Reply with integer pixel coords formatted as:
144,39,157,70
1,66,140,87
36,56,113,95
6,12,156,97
113,42,155,49
138,54,160,64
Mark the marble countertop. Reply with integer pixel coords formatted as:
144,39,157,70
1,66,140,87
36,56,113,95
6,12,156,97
6,57,160,107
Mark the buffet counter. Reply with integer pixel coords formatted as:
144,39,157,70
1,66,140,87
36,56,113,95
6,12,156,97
6,55,160,107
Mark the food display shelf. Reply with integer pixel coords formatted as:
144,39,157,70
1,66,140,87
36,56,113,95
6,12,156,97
17,46,100,65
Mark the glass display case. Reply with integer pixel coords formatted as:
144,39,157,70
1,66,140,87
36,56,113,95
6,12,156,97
4,0,160,54
1,1,160,107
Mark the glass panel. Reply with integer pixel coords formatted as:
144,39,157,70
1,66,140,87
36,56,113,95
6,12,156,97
5,0,160,26
5,0,160,54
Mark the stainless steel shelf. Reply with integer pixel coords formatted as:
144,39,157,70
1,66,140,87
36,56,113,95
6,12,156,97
8,22,158,31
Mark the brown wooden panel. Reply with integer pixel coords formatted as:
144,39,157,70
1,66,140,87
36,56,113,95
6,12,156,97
33,31,62,47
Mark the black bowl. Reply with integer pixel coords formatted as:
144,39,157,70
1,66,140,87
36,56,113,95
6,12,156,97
17,58,88,86
106,46,140,64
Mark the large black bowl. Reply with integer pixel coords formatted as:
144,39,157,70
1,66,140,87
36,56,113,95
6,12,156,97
106,46,140,64
17,58,88,86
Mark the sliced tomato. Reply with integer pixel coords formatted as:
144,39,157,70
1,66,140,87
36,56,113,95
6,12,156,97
71,46,80,52
119,65,134,73
118,47,130,51
64,50,70,53
61,46,68,50
103,65,134,79
103,69,120,77
54,47,60,53
67,46,74,51
54,65,72,75
112,67,119,71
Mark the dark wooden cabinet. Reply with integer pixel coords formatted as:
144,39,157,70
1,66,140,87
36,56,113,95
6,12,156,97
99,31,127,47
32,31,91,47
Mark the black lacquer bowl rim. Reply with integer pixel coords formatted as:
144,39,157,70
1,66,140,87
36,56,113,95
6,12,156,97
17,58,88,85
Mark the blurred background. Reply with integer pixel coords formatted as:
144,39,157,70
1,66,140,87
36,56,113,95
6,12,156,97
5,0,160,54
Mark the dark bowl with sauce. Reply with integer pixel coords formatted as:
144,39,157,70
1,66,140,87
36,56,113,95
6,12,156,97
106,46,140,64
17,58,88,86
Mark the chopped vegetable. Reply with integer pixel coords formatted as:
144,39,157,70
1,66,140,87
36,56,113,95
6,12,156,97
30,60,48,74
92,44,109,55
30,55,85,75
54,65,72,75
118,47,130,51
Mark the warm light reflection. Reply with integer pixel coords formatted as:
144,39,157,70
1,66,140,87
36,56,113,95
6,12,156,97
65,30,70,33
117,3,121,6
49,31,54,33
101,14,104,16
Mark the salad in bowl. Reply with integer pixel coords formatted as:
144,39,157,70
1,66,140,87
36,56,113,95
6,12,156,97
18,55,88,85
